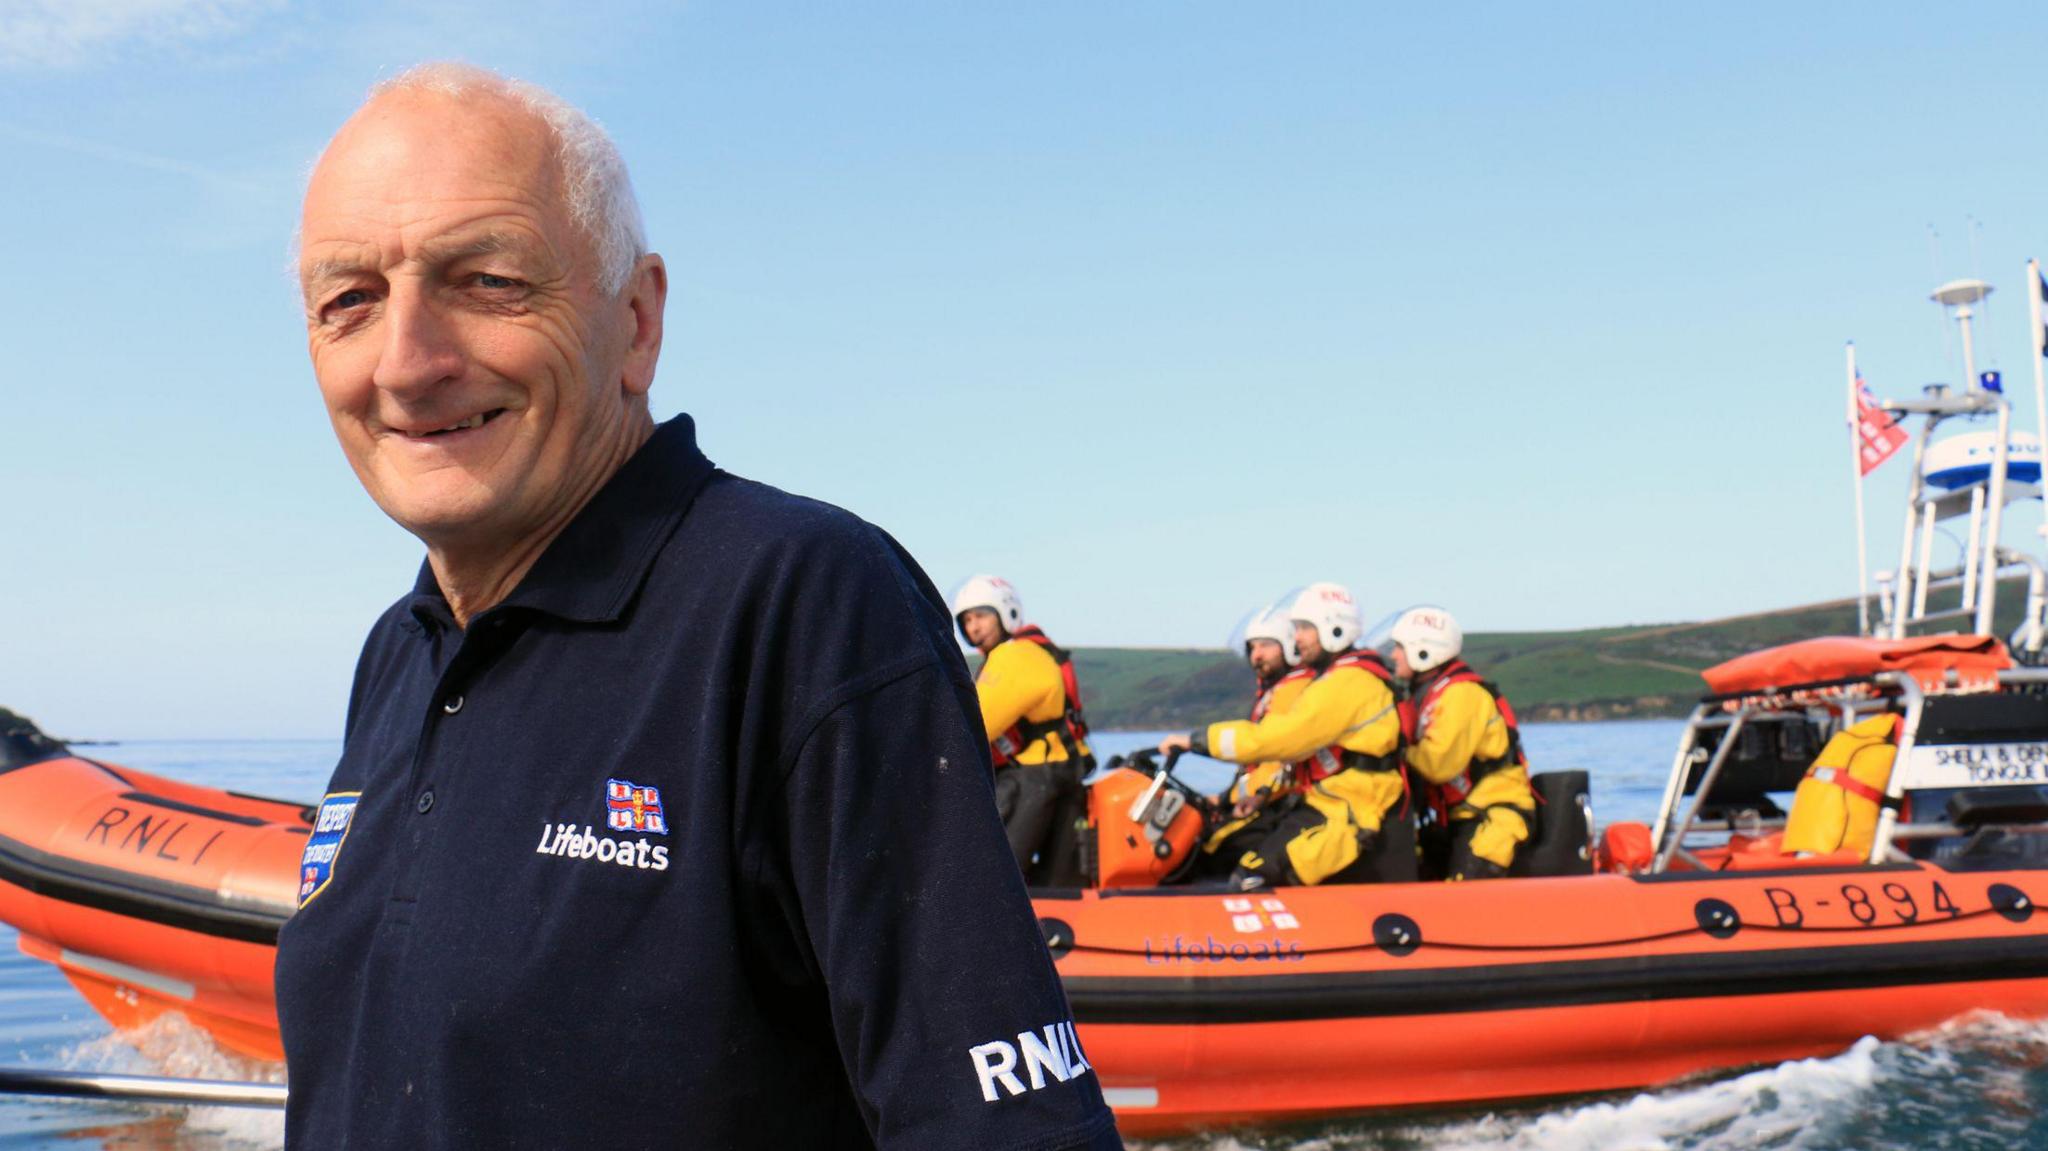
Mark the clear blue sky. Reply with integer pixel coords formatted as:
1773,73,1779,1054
5,1,2048,738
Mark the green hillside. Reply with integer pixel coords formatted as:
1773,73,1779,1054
1063,589,2024,730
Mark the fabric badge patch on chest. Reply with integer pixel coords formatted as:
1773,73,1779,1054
605,778,668,835
298,791,361,908
533,779,671,871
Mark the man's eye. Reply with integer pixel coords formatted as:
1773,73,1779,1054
476,274,521,290
331,289,370,311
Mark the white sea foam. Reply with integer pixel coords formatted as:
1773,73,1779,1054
57,1012,285,1150
1131,1013,2048,1151
1423,1037,1884,1151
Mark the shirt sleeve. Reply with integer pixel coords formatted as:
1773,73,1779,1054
1405,680,1501,785
771,658,1123,1151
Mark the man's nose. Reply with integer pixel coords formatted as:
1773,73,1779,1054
371,281,464,396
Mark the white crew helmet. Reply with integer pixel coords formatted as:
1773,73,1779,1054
1241,605,1302,666
1287,582,1362,654
951,574,1024,639
1390,605,1463,674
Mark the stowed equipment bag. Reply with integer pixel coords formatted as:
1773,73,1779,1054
1782,713,1900,857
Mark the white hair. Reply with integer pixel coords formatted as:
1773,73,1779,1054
363,62,647,296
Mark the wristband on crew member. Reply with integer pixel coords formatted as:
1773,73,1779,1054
1189,730,1209,757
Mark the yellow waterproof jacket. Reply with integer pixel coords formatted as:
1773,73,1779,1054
1406,678,1535,816
1203,669,1315,859
1203,653,1405,884
1782,714,1899,857
1203,657,1401,770
1225,669,1316,806
975,636,1086,765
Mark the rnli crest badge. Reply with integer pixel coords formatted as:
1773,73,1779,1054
298,791,361,907
605,778,667,835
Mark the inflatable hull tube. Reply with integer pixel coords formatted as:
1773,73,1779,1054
1033,866,2048,1135
0,756,304,1061
8,753,2048,1135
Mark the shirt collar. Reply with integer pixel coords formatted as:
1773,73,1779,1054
405,415,718,630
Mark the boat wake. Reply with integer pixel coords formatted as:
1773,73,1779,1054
1136,1012,2048,1151
52,1013,284,1150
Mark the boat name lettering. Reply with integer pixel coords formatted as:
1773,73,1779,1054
533,822,670,871
1142,934,1306,964
966,1020,1093,1103
1759,880,1961,930
1931,743,2048,766
80,806,223,867
1900,742,2048,788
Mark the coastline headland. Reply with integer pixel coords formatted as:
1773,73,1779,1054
1059,590,2025,730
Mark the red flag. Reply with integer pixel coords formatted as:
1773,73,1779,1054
1854,372,1908,476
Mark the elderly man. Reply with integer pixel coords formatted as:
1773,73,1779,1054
274,64,1120,1151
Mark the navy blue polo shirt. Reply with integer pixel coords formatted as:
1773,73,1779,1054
275,416,1121,1151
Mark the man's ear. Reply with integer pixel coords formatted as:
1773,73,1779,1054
620,253,667,397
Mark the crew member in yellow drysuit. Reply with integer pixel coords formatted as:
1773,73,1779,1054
1391,606,1538,880
1161,582,1414,890
953,574,1092,885
1195,606,1317,878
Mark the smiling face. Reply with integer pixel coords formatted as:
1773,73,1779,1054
299,88,658,557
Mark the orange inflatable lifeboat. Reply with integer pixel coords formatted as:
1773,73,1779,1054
1038,860,2048,1135
0,732,304,1062
1027,638,2048,1135
10,643,2048,1137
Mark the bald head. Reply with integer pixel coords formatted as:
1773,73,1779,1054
306,63,644,297
304,89,576,298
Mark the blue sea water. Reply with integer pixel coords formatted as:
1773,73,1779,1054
1,724,2044,1149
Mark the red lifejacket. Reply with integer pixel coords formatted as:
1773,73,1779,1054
1296,649,1404,784
987,626,1093,768
1250,665,1316,723
1411,659,1528,820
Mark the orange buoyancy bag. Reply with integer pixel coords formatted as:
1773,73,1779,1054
1782,713,1901,857
1702,634,2010,695
1599,821,1655,874
1088,767,1202,888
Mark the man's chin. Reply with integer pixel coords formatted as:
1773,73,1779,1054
371,487,511,546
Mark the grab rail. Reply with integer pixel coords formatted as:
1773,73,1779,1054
0,1066,285,1108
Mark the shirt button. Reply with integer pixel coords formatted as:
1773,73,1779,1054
416,789,436,814
442,694,465,715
